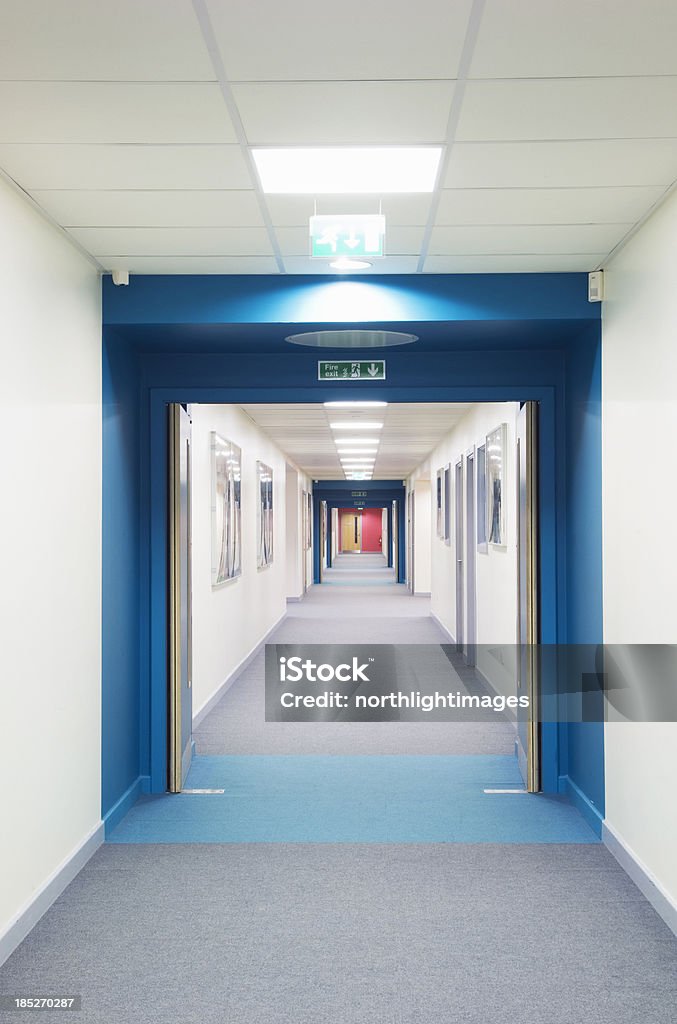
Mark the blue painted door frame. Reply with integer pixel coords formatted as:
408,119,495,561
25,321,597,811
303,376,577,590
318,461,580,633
143,382,561,800
312,482,407,583
101,272,603,834
314,500,405,582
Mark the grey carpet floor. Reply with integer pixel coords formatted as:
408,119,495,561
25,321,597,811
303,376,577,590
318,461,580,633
2,843,676,1024
195,578,516,756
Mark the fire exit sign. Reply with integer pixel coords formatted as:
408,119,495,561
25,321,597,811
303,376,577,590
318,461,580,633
310,214,385,258
318,360,386,380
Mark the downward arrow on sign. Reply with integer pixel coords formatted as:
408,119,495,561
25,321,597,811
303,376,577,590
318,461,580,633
367,363,379,376
344,233,360,248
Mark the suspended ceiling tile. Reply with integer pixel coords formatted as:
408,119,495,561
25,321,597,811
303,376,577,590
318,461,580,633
274,227,311,257
423,254,606,273
30,190,264,229
0,144,251,190
429,223,628,256
386,226,425,255
457,78,677,143
207,0,473,81
0,0,214,80
70,226,273,257
102,256,279,275
0,83,236,144
265,194,432,227
444,140,677,189
282,255,420,274
232,81,454,145
435,187,668,226
470,0,677,78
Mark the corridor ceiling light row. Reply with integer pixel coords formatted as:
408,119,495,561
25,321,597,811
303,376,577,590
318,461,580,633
252,148,442,194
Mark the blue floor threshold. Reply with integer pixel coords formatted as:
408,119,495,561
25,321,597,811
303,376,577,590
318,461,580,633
107,755,600,844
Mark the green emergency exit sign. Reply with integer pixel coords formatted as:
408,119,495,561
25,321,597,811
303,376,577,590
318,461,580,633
310,214,385,258
318,360,386,381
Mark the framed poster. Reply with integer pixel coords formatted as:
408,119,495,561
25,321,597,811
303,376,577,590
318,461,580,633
257,461,273,568
486,423,507,547
436,468,444,538
211,432,242,585
444,464,451,543
306,491,312,549
476,443,488,553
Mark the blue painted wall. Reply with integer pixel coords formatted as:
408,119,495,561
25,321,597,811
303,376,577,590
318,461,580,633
100,272,603,830
561,329,605,822
101,331,142,820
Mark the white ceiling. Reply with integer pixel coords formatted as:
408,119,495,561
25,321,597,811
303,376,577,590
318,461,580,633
1,0,677,275
239,402,474,480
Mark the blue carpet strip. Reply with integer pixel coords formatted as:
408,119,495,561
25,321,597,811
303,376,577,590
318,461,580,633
107,755,599,844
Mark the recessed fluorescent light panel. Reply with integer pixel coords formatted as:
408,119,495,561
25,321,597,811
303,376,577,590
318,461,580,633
330,422,383,430
335,438,381,445
252,147,442,194
324,402,387,409
337,449,378,455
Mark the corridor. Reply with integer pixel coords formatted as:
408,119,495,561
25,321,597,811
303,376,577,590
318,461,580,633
3,559,677,1022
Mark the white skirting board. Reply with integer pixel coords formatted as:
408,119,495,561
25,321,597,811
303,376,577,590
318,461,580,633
431,612,455,644
602,821,677,938
0,821,104,967
192,610,287,729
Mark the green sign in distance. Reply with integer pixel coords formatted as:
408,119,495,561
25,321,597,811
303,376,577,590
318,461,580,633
309,214,385,258
318,360,386,381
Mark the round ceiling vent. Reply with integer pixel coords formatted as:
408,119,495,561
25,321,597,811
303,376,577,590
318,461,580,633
284,330,418,349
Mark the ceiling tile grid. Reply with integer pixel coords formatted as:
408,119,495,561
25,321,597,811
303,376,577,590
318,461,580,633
0,1,675,274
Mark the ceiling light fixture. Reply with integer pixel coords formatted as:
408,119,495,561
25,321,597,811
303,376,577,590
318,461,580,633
329,257,372,272
285,330,418,349
331,422,382,430
334,437,381,446
336,448,378,455
252,147,442,194
324,402,388,409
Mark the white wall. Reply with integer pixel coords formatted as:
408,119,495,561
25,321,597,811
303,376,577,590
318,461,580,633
285,463,303,599
191,405,309,717
602,187,677,905
413,480,432,594
412,403,520,693
0,179,102,948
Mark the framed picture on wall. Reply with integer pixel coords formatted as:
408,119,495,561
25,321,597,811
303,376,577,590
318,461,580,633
211,432,242,586
444,464,452,543
436,468,444,538
486,423,507,547
476,443,488,553
256,461,273,569
305,490,312,550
